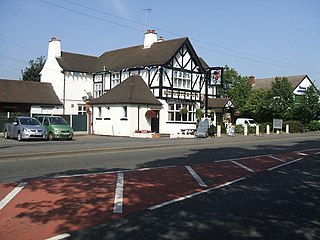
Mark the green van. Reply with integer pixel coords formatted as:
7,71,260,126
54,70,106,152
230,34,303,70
36,116,74,140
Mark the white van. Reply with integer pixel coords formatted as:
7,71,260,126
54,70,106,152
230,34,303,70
235,118,257,127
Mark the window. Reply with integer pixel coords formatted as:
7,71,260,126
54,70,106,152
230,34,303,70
173,70,191,89
111,72,120,88
94,83,102,98
168,103,195,122
98,107,102,117
78,105,86,115
123,106,127,118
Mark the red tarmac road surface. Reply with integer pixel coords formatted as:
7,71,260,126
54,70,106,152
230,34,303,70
1,148,319,240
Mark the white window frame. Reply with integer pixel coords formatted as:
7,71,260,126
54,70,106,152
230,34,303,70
173,70,191,89
168,103,195,122
111,72,120,88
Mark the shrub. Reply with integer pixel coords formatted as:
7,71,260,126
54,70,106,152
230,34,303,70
307,120,320,131
283,120,303,133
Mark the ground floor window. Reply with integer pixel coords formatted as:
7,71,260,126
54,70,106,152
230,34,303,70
168,103,195,122
78,105,86,115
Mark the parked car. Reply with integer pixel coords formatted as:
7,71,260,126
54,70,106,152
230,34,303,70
3,116,47,141
235,118,257,127
36,116,73,140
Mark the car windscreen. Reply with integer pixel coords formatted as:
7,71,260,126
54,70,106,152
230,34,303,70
19,118,40,125
248,120,256,124
49,117,68,125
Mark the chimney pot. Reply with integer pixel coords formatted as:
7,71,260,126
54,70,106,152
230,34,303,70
144,29,157,49
248,75,255,86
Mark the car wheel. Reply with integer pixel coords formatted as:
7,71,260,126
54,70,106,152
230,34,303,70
17,132,22,141
48,132,54,141
4,130,9,139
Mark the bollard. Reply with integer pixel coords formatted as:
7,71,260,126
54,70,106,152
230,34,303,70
217,125,221,137
244,125,248,136
286,124,289,133
256,125,259,135
266,125,270,134
276,129,280,134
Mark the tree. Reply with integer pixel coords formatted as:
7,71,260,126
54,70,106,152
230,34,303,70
293,85,320,124
217,65,251,114
264,77,294,121
242,89,268,122
21,56,46,82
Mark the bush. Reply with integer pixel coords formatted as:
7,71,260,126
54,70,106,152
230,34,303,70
283,120,303,133
307,120,320,131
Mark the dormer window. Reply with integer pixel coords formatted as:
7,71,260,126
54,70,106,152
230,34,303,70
111,72,120,88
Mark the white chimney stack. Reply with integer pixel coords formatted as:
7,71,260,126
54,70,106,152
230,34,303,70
48,37,61,58
143,30,157,49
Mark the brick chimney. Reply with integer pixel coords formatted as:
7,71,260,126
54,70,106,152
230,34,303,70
143,30,157,49
48,37,61,58
248,75,255,86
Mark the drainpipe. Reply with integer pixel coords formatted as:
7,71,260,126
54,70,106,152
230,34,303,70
63,71,66,115
137,105,140,131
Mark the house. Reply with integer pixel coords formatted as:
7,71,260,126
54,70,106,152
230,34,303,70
249,75,316,96
206,98,235,126
0,79,62,130
0,79,62,114
91,75,162,136
40,30,215,136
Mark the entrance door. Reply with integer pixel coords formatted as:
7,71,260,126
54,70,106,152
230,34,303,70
151,111,159,133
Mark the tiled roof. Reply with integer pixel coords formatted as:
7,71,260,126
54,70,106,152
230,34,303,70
56,52,98,73
252,75,307,90
55,37,207,73
96,37,188,72
0,79,62,105
207,97,231,108
91,75,162,106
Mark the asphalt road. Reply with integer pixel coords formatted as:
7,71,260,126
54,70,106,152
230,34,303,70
0,132,320,183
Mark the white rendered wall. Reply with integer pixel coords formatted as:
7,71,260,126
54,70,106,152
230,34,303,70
92,104,152,136
293,76,313,95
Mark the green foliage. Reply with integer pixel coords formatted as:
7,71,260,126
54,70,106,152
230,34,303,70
21,56,46,82
242,89,268,122
292,85,320,125
283,120,303,133
263,77,294,121
307,120,320,131
217,65,251,114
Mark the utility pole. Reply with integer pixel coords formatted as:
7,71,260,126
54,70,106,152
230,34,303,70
142,8,151,32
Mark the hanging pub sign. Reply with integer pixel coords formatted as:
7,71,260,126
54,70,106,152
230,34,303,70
208,67,223,86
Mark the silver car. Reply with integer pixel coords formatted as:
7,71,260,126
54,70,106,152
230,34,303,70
3,116,47,141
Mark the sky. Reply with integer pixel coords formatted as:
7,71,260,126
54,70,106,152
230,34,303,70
1,0,320,86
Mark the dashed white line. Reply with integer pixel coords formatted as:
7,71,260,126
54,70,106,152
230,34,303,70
185,166,208,187
268,158,303,171
149,177,246,210
230,161,255,172
0,182,28,211
113,172,124,214
268,155,286,162
45,233,71,240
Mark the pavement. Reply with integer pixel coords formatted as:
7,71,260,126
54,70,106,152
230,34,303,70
0,131,320,239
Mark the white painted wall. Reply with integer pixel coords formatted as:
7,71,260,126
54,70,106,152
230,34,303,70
293,76,313,95
92,104,152,136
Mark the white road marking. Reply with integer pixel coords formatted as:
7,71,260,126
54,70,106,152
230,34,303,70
0,182,28,210
230,161,255,172
297,152,308,156
113,172,124,214
185,166,208,187
268,155,286,162
268,158,303,171
45,233,71,240
149,177,246,210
